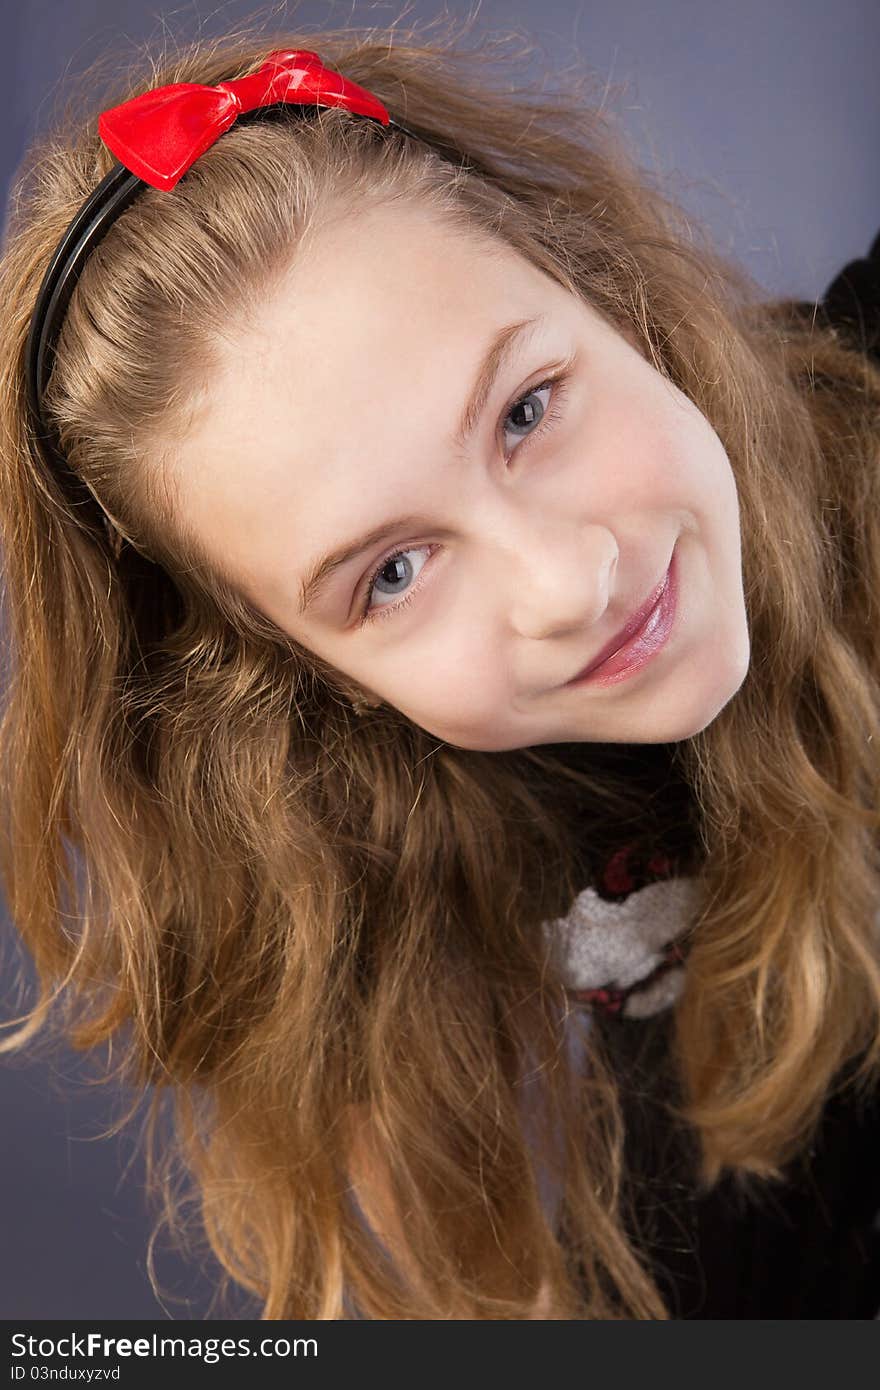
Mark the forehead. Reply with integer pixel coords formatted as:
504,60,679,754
214,201,574,393
170,202,586,602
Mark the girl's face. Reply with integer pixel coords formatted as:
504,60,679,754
172,203,750,751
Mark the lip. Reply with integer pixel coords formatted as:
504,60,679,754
565,549,678,688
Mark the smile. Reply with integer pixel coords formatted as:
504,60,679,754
564,547,679,688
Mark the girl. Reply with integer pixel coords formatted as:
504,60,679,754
1,22,880,1321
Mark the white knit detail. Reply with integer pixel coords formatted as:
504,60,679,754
623,965,687,1018
542,875,702,1011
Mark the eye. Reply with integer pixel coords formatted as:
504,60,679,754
501,379,556,453
360,544,433,623
500,364,573,460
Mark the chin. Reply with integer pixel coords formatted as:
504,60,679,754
610,646,751,745
667,651,751,740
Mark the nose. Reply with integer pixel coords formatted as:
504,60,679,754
506,521,618,640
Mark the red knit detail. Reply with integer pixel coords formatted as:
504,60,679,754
601,842,638,894
600,842,675,895
568,937,688,1017
646,849,672,876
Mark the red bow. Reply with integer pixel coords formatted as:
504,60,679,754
97,48,391,191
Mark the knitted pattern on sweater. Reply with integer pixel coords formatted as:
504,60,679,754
543,840,701,1019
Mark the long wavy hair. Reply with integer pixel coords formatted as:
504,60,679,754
2,14,880,1320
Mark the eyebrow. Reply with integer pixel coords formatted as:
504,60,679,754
297,314,546,616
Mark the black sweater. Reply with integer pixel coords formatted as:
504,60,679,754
601,229,880,1318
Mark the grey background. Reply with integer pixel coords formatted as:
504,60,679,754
1,0,878,1320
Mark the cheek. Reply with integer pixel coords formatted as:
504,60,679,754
403,630,506,697
632,387,729,510
378,628,511,719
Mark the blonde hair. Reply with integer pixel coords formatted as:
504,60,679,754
2,15,880,1319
